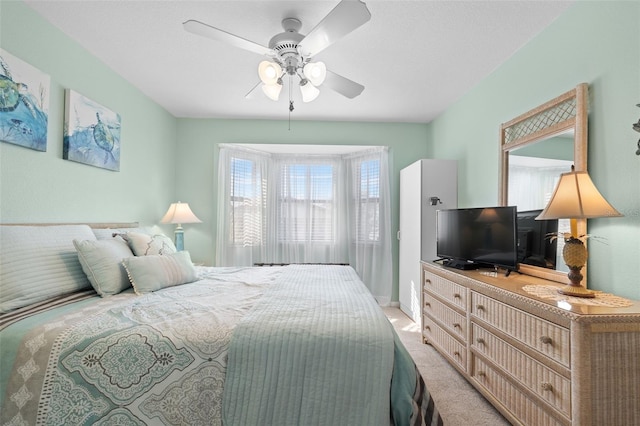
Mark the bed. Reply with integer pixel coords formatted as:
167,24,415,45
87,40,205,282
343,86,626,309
0,223,442,426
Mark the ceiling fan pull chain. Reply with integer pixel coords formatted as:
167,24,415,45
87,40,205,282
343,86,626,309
288,75,294,130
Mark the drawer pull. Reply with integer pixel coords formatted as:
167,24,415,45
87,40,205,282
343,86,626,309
453,323,461,329
476,304,485,311
425,279,432,285
540,336,553,345
454,293,461,299
476,338,485,345
425,302,431,307
453,351,460,357
477,371,486,377
424,325,431,331
541,382,554,392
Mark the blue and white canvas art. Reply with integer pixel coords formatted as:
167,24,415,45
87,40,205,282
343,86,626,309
64,89,121,171
0,49,50,151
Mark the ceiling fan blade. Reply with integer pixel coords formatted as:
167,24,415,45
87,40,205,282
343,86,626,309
245,82,262,100
322,70,364,99
298,0,371,57
183,19,274,57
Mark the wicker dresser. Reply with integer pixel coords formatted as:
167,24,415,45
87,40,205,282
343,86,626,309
421,261,640,426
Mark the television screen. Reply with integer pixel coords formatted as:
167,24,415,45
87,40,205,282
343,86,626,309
436,206,518,271
516,209,558,270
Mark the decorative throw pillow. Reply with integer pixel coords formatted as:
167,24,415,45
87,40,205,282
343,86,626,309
122,251,198,294
73,237,135,297
126,231,177,256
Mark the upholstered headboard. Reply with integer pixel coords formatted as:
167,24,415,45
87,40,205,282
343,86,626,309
0,222,139,229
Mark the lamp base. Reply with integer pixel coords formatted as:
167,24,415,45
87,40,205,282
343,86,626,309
557,284,595,298
559,240,594,298
174,226,184,251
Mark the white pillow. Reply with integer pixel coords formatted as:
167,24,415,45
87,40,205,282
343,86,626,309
73,237,135,297
0,225,96,313
122,251,197,294
126,232,177,256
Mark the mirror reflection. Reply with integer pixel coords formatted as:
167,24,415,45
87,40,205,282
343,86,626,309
508,132,573,272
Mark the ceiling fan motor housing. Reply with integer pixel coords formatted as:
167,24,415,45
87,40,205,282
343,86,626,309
269,18,307,75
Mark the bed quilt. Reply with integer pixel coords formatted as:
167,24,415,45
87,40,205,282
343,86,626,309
223,265,394,425
0,265,442,426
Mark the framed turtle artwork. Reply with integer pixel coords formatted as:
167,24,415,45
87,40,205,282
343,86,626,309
63,89,121,171
0,49,50,152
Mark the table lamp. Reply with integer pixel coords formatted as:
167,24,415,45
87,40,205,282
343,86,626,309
161,201,202,251
536,166,622,297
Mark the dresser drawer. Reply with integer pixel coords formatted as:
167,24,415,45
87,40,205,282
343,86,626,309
423,271,466,309
423,315,467,372
423,293,466,341
471,292,570,367
472,323,571,416
473,357,568,426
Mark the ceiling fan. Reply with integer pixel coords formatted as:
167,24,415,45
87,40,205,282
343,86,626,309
183,0,371,106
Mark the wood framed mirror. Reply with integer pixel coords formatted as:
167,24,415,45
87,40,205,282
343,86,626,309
499,83,588,284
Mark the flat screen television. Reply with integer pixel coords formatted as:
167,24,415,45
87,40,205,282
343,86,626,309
436,206,518,272
516,209,558,270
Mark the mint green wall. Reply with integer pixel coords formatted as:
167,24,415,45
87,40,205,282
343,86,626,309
0,1,177,225
428,1,640,299
175,119,430,301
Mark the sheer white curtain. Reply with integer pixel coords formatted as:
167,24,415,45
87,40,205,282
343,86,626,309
509,161,571,210
216,145,270,266
344,147,392,305
216,144,392,304
267,154,348,264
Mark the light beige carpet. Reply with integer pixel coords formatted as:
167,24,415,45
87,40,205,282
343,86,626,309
384,307,510,426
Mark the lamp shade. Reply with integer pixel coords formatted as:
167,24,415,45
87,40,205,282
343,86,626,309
258,61,282,85
261,82,282,101
303,61,327,86
161,202,202,225
300,81,320,103
536,168,623,220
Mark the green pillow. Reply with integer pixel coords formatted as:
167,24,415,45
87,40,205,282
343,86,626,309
74,237,135,297
122,251,198,294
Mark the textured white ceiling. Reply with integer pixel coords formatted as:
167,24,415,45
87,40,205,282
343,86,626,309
23,0,573,123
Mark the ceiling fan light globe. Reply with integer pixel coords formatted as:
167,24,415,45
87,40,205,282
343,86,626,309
262,83,282,101
300,81,320,103
258,61,282,85
303,62,327,86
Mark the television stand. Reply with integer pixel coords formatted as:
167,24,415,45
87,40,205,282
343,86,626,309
441,259,480,270
504,268,522,277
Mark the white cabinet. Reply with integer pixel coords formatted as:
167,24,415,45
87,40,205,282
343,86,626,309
398,159,457,322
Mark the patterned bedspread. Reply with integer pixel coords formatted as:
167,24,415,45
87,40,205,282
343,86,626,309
0,265,442,426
